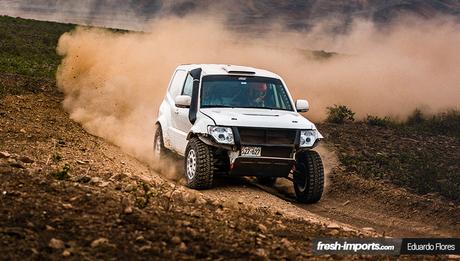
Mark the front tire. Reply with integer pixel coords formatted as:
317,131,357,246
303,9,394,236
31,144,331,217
184,137,214,189
293,150,324,203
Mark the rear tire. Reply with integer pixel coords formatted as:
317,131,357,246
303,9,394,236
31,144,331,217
293,150,324,203
153,125,167,163
256,176,277,187
184,137,214,189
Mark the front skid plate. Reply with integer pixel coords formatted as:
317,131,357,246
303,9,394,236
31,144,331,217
230,157,295,177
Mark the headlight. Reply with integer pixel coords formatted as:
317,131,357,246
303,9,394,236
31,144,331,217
208,126,234,145
300,130,317,147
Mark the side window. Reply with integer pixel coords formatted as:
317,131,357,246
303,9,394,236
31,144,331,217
182,74,193,96
168,70,187,98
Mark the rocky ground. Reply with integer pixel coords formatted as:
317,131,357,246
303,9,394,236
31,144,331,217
1,73,458,260
0,75,369,260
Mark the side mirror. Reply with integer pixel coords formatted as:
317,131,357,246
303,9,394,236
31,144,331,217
175,95,191,108
296,99,309,112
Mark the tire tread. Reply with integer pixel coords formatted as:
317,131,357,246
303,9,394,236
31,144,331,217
294,150,324,203
185,138,214,189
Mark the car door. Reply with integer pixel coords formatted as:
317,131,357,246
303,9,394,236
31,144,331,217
172,73,194,154
165,69,188,152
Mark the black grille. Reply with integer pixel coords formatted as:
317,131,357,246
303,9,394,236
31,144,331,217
238,128,296,145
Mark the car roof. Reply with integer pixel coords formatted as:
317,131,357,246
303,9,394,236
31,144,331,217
176,64,282,79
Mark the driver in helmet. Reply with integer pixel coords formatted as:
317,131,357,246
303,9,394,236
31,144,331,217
247,82,268,107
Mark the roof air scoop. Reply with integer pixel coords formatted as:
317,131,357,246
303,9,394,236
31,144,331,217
223,65,256,75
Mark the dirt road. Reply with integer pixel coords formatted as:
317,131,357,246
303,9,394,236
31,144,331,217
203,175,460,238
199,161,460,238
157,136,460,239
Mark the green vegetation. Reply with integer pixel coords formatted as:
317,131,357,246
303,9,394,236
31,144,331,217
326,104,355,124
0,15,74,78
324,105,460,201
406,108,424,125
0,16,74,98
366,115,394,127
404,109,460,138
337,143,459,200
0,16,129,98
365,109,460,139
51,164,71,180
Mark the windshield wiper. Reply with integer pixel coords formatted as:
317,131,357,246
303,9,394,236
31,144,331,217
201,105,235,108
201,105,292,111
238,106,290,111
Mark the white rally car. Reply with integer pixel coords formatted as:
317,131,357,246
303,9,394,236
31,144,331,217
154,64,324,203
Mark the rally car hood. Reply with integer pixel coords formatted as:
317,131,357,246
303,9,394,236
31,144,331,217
200,108,318,131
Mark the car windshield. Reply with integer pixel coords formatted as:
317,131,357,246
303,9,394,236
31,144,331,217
200,75,294,111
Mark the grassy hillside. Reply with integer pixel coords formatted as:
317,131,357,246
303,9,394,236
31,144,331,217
0,16,73,97
322,106,459,201
0,15,74,78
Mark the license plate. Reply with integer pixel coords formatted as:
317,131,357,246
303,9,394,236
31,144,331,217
241,146,261,157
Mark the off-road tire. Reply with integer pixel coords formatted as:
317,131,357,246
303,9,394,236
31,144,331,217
184,137,214,189
256,176,277,187
153,125,167,163
293,150,324,203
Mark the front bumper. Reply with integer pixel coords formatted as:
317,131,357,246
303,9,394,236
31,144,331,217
196,126,319,177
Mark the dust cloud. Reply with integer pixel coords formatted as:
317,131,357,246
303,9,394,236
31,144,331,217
56,15,460,163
